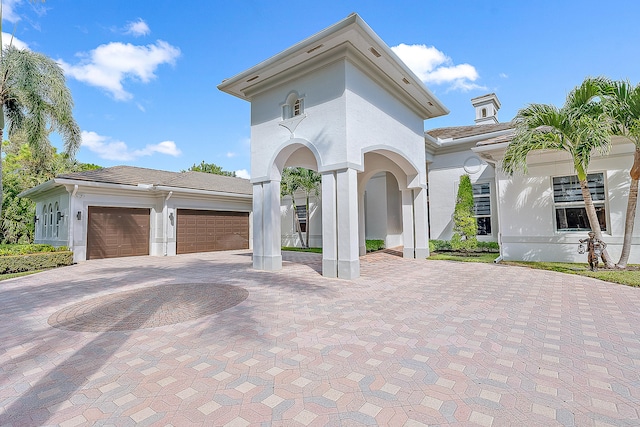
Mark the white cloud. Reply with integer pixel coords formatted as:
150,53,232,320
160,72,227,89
81,130,182,161
235,169,250,179
125,19,150,37
226,152,236,158
1,32,29,50
499,72,509,79
59,40,180,101
391,43,485,92
2,0,21,23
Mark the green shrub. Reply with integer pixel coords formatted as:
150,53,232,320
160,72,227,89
0,251,73,274
451,175,478,251
430,239,499,253
366,239,385,252
429,240,452,252
0,244,68,256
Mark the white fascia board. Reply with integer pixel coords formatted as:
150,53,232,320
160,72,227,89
18,179,57,198
152,185,252,200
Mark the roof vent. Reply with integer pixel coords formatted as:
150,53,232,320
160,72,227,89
369,47,381,58
306,44,324,54
246,75,259,83
402,78,410,85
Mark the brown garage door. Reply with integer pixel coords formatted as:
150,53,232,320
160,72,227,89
87,207,150,260
177,209,249,254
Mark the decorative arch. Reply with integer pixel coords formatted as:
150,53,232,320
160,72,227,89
268,138,323,181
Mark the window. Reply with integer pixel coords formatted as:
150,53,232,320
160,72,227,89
49,204,54,238
553,173,606,232
54,202,60,238
481,108,487,118
295,205,307,232
42,206,48,238
472,183,491,235
282,92,304,120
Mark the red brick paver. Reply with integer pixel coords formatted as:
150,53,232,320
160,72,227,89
0,250,639,426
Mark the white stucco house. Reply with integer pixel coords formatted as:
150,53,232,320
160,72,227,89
20,13,640,270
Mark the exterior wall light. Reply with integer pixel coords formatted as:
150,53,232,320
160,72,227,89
76,211,82,220
169,212,174,225
57,212,65,222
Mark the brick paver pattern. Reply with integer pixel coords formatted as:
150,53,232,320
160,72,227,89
0,250,639,426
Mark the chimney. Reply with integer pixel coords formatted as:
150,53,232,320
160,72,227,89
471,93,500,125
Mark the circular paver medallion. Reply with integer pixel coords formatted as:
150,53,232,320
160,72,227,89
48,283,249,332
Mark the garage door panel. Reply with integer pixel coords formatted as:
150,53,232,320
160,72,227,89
87,207,150,260
177,209,249,254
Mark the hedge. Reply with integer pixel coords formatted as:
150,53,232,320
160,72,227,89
0,251,74,274
0,244,68,256
429,239,499,253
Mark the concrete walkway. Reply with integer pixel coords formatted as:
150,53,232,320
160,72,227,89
0,250,639,426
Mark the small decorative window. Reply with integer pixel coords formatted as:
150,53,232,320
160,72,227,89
282,92,304,120
481,108,487,118
553,173,607,232
472,183,491,235
49,204,54,238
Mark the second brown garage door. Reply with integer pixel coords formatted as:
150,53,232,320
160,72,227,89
87,206,150,260
176,209,249,254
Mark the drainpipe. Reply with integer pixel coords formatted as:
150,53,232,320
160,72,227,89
163,191,173,256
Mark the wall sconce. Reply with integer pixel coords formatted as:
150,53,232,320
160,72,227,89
57,211,65,222
169,212,174,226
34,216,39,224
76,211,82,220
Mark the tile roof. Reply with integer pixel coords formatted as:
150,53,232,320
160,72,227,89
426,122,514,140
57,166,252,195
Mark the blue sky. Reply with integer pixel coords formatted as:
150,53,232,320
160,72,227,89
3,0,639,178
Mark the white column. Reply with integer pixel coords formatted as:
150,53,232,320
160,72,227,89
402,189,415,258
263,179,282,270
336,168,360,279
413,187,429,259
321,172,338,278
252,183,264,270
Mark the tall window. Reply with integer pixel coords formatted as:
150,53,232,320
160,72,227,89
49,204,54,238
42,205,48,238
472,183,491,235
553,173,606,232
295,205,307,232
54,202,60,238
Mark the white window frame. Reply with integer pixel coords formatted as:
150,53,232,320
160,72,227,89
282,91,305,120
54,202,60,238
552,172,608,233
294,205,307,233
472,182,492,236
42,205,48,238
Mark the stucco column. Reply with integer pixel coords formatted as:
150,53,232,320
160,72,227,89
252,183,265,270
413,187,429,259
336,168,360,279
402,189,415,258
263,179,282,270
321,171,338,278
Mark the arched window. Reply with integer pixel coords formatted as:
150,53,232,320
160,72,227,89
42,205,48,238
54,202,60,238
49,204,53,238
282,92,304,120
481,108,487,118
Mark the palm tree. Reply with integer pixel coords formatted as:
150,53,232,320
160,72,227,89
294,168,321,248
502,77,615,268
0,31,81,219
280,168,306,247
602,79,640,268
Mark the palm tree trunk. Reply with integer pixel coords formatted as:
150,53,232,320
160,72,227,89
579,178,615,268
290,197,306,248
617,148,640,268
0,128,3,224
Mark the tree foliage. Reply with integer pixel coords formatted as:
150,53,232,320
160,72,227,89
185,161,236,176
280,167,321,248
451,174,478,251
502,77,614,267
1,140,97,243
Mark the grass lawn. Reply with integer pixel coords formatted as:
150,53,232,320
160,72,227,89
0,270,41,281
282,247,323,254
429,252,640,287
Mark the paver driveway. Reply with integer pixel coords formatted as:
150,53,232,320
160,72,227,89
1,250,639,426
